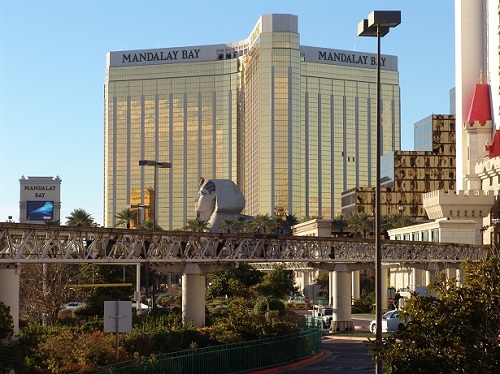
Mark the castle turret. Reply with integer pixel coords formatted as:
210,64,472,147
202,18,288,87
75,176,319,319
463,75,493,190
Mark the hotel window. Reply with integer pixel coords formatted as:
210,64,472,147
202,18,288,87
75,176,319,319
422,231,429,241
431,229,439,242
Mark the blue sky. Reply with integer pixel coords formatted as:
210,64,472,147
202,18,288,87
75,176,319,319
0,1,454,226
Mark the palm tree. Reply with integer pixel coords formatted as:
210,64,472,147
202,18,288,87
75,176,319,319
66,208,94,227
115,208,137,229
332,215,349,235
346,212,373,239
44,219,61,226
184,218,209,232
140,220,162,230
218,217,238,233
243,214,278,234
280,214,298,235
381,214,413,237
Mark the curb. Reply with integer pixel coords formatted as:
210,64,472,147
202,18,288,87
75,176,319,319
322,334,371,341
251,351,326,373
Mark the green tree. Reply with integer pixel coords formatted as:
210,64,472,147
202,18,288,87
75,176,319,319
370,256,500,373
252,265,295,309
346,212,373,239
66,208,94,227
206,263,263,299
115,208,137,229
75,264,135,316
314,272,329,298
0,302,14,372
0,302,13,341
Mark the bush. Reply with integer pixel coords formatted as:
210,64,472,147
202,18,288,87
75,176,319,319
0,302,14,341
8,296,306,372
37,328,130,372
351,295,374,313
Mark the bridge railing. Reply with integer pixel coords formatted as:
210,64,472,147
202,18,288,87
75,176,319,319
75,327,322,374
0,222,490,265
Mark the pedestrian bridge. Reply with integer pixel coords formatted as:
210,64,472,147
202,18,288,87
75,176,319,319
0,222,490,333
0,222,489,267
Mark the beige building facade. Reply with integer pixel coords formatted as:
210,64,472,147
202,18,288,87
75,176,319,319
342,114,456,220
104,14,400,229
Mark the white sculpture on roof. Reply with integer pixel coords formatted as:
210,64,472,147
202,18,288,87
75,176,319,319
194,178,245,232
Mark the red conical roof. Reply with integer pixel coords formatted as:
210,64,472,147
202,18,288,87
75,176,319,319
486,130,500,158
467,83,492,126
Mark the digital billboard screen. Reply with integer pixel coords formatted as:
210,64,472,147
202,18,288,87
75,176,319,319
26,201,54,221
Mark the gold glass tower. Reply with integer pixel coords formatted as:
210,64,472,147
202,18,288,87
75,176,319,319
104,14,400,229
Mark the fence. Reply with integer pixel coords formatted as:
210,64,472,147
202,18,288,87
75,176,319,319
78,327,322,374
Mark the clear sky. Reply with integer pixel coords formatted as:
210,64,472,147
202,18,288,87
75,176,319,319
0,1,454,226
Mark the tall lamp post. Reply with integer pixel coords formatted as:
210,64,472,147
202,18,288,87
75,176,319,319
358,10,400,374
138,160,171,229
129,204,147,228
138,160,171,309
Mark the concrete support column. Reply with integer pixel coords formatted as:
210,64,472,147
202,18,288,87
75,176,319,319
412,267,424,291
457,265,465,286
135,264,141,315
294,270,307,293
351,271,360,303
381,265,388,312
0,266,20,337
425,264,440,286
329,270,354,333
446,267,457,282
182,272,206,327
328,272,333,306
167,272,172,290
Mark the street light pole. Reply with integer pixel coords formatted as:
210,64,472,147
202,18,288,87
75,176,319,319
358,11,400,374
130,204,147,229
138,160,171,309
138,160,171,229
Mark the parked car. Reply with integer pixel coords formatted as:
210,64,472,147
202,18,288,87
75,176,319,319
370,309,406,333
313,306,333,328
132,302,149,312
62,301,86,310
287,296,305,303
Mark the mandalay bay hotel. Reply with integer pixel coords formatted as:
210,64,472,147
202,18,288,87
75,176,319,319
104,14,400,229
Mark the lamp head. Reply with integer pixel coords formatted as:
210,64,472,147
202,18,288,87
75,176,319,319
358,11,400,37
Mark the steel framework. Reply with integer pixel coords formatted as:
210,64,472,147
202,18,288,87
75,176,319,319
0,223,489,267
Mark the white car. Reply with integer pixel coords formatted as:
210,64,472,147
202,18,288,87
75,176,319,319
132,302,149,312
62,301,86,310
370,310,406,333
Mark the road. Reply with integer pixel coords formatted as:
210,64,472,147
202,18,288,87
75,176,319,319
278,314,377,373
280,337,376,374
